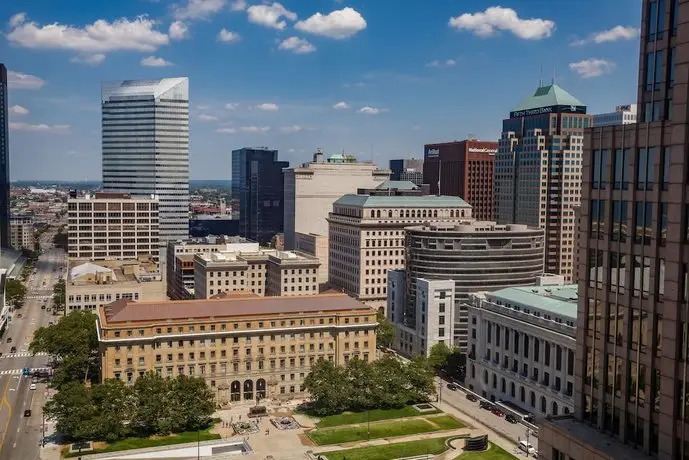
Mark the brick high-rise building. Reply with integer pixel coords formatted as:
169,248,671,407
422,140,496,221
538,1,688,459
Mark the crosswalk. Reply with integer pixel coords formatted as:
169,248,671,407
0,352,48,359
25,295,51,300
0,367,51,376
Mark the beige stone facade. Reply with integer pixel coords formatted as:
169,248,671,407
67,192,159,263
328,193,472,312
10,214,34,250
294,232,329,287
194,249,319,299
283,151,390,252
96,293,377,402
66,259,165,312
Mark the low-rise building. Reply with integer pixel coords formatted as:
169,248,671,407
10,214,34,251
464,280,576,417
96,293,378,402
194,249,319,298
294,232,328,288
166,236,257,299
66,259,165,312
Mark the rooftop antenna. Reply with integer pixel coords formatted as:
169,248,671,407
539,64,543,87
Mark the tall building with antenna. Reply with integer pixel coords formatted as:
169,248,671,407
0,64,9,249
493,82,590,282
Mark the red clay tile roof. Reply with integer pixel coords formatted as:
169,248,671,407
102,293,371,324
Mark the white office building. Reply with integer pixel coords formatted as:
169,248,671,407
592,104,637,127
465,280,576,418
101,78,190,265
388,272,455,356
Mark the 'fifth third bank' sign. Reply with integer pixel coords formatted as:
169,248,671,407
510,105,587,119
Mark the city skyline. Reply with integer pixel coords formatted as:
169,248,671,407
0,0,640,180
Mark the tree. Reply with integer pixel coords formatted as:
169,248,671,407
43,381,97,441
428,342,453,371
132,372,172,435
304,359,350,416
375,311,395,348
5,279,26,308
30,310,99,387
52,279,66,313
90,379,134,442
403,356,436,403
167,375,215,433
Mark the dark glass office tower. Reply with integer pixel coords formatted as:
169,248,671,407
0,64,9,249
231,147,288,244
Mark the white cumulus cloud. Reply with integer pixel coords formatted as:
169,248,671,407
278,36,316,54
240,126,270,133
218,28,241,43
9,105,29,116
569,58,616,78
571,25,639,46
357,106,388,115
169,21,189,39
425,59,456,68
254,103,279,112
7,71,45,89
216,127,237,134
8,13,26,28
449,6,555,40
247,3,296,30
225,102,239,110
333,101,350,109
280,125,302,133
198,114,219,121
7,13,170,53
9,122,70,133
230,0,247,11
141,56,174,67
295,7,366,39
173,0,226,20
70,53,106,65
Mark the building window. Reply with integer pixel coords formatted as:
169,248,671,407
609,252,627,294
635,201,653,245
588,249,604,289
669,47,676,88
661,147,670,191
659,202,668,246
612,201,628,242
636,148,656,191
614,148,629,190
590,199,606,240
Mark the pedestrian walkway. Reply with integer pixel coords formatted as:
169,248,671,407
0,367,51,375
0,352,48,359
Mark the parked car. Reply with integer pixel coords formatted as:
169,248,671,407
6,338,11,343
29,383,36,390
24,409,31,417
10,347,16,353
447,383,459,391
491,408,505,417
41,305,46,310
479,401,493,410
465,393,478,402
505,414,519,424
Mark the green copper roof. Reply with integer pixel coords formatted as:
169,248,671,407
334,194,471,208
513,84,585,112
488,284,578,320
375,180,419,190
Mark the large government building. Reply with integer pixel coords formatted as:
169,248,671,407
97,293,377,403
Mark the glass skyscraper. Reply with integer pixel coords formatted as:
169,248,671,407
231,147,288,244
101,78,190,262
0,64,9,249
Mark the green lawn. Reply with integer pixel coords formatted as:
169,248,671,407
315,406,439,428
308,415,465,445
64,429,221,457
455,443,518,460
318,436,453,460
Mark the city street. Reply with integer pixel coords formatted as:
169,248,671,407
438,377,538,455
0,243,65,460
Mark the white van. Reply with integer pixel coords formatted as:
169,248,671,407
519,440,536,455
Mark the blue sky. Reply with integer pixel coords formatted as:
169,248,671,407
1,0,641,180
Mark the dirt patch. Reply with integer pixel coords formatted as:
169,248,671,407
298,432,316,446
91,441,107,449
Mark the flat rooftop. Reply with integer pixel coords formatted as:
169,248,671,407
101,293,372,324
334,194,471,208
488,284,578,320
543,416,652,460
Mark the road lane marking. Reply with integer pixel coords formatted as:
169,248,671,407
0,376,14,453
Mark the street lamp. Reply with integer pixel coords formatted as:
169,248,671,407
525,428,531,457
